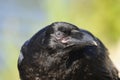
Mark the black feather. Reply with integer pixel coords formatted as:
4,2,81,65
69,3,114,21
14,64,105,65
18,22,120,80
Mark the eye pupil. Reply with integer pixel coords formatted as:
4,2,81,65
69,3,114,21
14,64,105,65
56,31,61,36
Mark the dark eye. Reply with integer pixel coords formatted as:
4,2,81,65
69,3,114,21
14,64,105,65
55,31,64,38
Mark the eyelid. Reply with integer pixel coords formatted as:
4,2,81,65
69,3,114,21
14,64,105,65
56,31,62,35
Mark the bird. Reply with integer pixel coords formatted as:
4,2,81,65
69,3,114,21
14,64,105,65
18,22,120,80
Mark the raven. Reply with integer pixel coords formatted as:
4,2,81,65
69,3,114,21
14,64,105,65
18,22,120,80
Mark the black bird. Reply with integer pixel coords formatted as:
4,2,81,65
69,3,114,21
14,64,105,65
18,22,120,80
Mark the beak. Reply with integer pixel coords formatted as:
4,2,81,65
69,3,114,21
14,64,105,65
61,31,98,47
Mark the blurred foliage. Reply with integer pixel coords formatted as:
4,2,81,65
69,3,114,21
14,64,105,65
46,0,120,44
0,0,120,80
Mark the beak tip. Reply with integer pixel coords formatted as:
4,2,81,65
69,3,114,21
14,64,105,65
92,41,98,46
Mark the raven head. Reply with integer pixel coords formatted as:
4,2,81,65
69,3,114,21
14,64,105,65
36,22,98,51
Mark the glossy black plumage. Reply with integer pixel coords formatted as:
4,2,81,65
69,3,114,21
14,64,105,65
18,22,120,80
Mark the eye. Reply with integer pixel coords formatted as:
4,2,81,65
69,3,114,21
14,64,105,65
55,31,64,38
56,31,63,36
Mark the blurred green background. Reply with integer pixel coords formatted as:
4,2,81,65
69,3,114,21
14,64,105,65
0,0,120,80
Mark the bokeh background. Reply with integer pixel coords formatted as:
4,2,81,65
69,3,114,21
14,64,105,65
0,0,120,80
